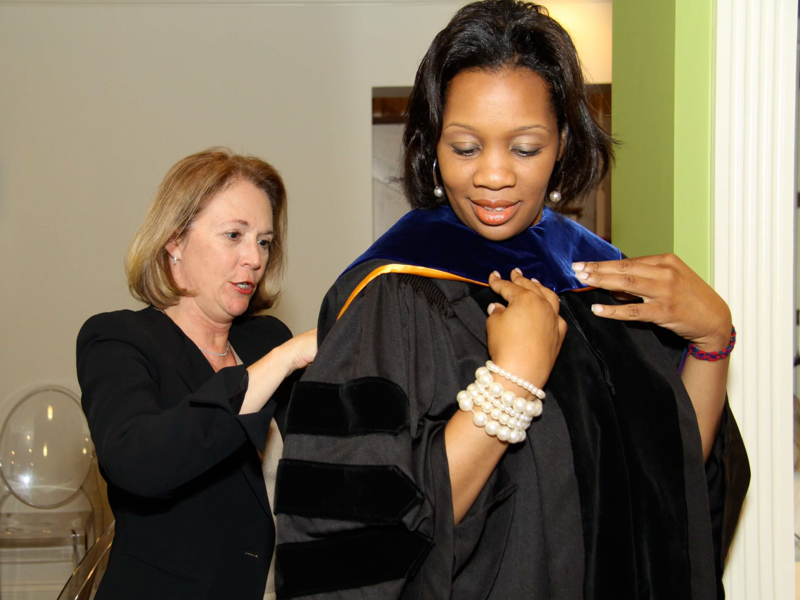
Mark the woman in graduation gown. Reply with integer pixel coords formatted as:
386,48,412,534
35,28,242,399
274,2,749,598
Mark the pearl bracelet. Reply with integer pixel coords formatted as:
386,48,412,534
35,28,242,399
485,360,546,400
456,367,543,444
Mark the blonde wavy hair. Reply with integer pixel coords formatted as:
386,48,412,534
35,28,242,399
125,148,287,313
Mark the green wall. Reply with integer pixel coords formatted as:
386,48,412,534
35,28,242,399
611,0,713,281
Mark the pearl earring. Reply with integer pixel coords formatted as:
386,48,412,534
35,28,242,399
549,190,562,203
433,159,445,198
172,254,178,265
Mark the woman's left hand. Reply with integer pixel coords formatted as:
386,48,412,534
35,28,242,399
282,328,318,373
572,254,732,351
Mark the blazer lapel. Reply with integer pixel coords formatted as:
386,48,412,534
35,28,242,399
164,314,273,517
174,337,215,395
148,306,215,396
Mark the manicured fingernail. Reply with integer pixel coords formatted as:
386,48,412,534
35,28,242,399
531,278,539,283
572,262,586,271
576,271,589,281
513,267,523,275
591,304,603,314
490,271,500,278
487,303,496,315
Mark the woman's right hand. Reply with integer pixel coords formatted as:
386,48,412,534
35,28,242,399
446,270,566,521
486,269,566,395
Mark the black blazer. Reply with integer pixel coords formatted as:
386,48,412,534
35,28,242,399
77,306,293,600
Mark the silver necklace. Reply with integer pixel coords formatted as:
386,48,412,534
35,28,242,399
154,306,230,358
197,341,230,358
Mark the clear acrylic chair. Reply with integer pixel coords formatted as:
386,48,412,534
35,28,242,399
56,521,114,600
0,385,101,595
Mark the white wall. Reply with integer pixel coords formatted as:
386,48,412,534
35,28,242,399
547,1,612,84
0,0,610,411
0,0,466,410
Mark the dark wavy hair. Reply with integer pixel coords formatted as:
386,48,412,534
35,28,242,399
402,0,614,212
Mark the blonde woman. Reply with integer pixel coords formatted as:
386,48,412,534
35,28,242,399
77,148,315,600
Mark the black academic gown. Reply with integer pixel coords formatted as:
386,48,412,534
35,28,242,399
274,207,749,600
77,307,294,600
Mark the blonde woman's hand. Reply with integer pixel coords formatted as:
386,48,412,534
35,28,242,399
240,328,317,415
486,269,567,393
281,328,318,374
572,254,732,351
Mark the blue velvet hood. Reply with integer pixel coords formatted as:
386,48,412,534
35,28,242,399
343,206,622,293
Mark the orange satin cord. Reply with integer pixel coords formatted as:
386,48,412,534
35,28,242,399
337,264,486,320
336,263,596,320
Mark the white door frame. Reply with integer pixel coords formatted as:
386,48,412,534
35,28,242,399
713,0,797,598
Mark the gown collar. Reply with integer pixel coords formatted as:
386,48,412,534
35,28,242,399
343,206,622,294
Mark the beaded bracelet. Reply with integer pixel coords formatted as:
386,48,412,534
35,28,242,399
456,367,543,444
485,360,546,400
687,326,736,362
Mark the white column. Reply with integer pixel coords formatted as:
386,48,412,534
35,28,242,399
713,0,797,598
